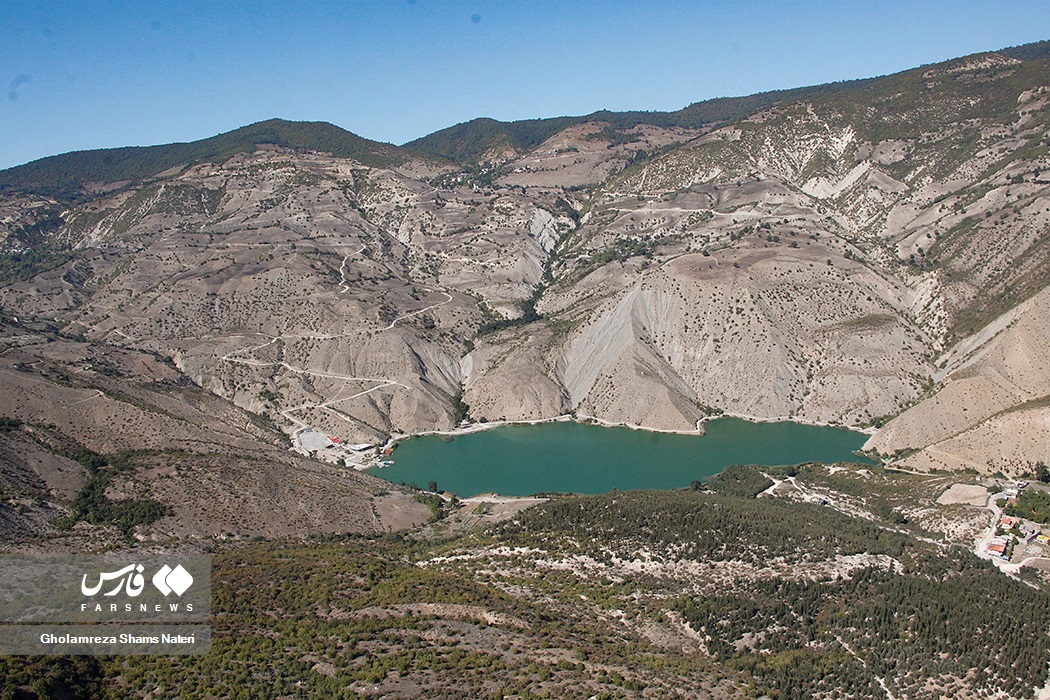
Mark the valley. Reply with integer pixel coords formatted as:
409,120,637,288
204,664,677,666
2,49,1048,484
0,38,1049,700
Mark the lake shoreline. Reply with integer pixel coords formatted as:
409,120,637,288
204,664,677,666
368,412,877,468
366,417,873,498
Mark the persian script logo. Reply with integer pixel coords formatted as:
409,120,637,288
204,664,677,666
81,564,146,597
81,564,194,598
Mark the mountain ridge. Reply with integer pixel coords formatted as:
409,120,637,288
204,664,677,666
0,118,426,201
404,40,1050,165
0,37,1047,501
5,39,1048,200
403,77,881,165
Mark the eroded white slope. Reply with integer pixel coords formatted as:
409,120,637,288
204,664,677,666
866,284,1050,473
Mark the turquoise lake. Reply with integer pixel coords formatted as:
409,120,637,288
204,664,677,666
369,418,871,497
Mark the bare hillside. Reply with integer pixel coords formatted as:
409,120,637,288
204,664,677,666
1,48,1048,476
0,323,427,548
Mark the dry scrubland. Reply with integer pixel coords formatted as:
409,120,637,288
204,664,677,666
5,464,1050,699
2,53,1048,476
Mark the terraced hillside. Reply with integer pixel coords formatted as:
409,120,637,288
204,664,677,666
0,44,1048,476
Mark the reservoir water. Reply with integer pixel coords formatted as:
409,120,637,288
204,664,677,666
369,418,871,497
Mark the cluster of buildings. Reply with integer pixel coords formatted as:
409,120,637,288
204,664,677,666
986,489,1049,560
292,428,376,468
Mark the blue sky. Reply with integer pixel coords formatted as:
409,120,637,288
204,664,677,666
1,0,1048,170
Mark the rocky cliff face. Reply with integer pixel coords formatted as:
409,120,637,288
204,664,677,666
1,47,1048,474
